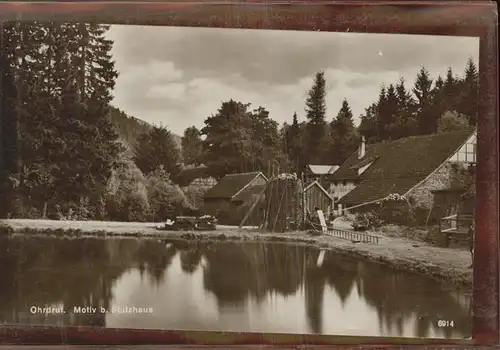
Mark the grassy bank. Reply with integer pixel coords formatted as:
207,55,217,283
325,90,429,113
0,219,473,289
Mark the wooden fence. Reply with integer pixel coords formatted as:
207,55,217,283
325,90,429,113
309,222,379,244
439,213,474,247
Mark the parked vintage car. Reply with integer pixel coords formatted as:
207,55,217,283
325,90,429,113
156,215,217,231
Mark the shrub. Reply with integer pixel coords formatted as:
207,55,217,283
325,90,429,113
183,184,208,209
146,166,193,221
353,211,383,230
437,111,470,133
414,205,432,226
105,158,151,222
376,194,417,227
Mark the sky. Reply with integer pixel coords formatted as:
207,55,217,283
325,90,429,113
105,25,479,136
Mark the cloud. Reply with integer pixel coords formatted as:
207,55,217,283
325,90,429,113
106,25,480,135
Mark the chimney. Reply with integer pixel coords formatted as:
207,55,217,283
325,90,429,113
358,136,366,159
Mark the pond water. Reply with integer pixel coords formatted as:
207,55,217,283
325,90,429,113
0,235,471,339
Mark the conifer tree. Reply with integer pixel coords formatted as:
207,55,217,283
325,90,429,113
383,84,399,140
413,67,435,134
374,85,387,139
394,78,417,138
458,58,479,126
304,71,327,164
0,23,20,218
284,112,303,173
443,67,460,113
330,99,358,164
358,103,379,143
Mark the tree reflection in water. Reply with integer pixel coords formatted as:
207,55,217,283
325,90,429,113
0,236,178,327
133,239,177,285
0,236,471,338
198,242,471,337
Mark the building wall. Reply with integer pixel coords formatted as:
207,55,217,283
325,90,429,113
408,162,456,209
448,132,476,163
200,174,267,226
408,135,476,210
191,177,217,190
304,184,333,218
329,181,357,202
431,191,463,221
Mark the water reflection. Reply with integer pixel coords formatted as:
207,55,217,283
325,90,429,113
0,236,471,338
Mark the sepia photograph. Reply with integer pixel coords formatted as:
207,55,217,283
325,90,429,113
0,22,479,339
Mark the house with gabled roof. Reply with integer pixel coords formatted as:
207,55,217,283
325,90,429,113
202,171,268,225
329,130,476,214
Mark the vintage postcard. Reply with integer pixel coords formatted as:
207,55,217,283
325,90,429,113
0,22,482,340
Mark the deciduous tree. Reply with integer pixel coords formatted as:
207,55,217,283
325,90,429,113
133,125,182,178
182,126,203,166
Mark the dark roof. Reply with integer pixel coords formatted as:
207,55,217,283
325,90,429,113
335,130,474,206
204,172,265,200
175,166,211,186
232,184,266,203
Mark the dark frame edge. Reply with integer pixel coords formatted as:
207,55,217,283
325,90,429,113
0,1,498,347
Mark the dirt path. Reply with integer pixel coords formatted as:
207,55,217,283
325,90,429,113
0,219,473,288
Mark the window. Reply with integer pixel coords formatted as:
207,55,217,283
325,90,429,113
451,141,476,164
466,143,476,163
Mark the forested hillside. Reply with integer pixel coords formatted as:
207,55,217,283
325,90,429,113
108,106,181,157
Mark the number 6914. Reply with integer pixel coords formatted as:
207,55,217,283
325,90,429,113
437,320,454,327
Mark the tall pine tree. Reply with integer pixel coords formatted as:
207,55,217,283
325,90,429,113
304,71,327,164
443,67,461,113
413,67,435,135
0,23,20,218
374,85,387,140
382,84,399,140
358,103,379,143
458,58,479,126
394,78,417,139
285,112,303,172
330,99,358,165
3,22,122,219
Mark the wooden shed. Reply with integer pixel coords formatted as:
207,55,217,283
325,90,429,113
304,181,334,220
202,172,268,225
430,186,474,222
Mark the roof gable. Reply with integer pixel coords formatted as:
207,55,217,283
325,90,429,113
232,184,266,202
305,180,333,200
204,172,266,200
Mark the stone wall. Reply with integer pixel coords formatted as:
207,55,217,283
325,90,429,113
408,162,456,209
